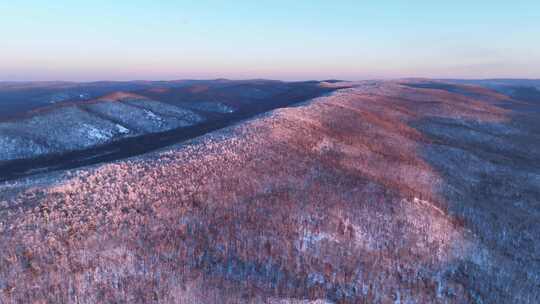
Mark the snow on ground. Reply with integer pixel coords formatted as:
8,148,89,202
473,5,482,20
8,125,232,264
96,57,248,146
116,123,130,134
0,96,210,161
81,123,113,141
182,101,236,113
0,81,539,303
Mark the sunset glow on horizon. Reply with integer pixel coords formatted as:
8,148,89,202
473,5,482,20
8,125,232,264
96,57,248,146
2,0,539,81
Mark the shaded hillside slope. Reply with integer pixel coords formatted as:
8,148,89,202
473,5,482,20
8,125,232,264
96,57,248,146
442,79,540,105
0,80,333,181
0,81,538,303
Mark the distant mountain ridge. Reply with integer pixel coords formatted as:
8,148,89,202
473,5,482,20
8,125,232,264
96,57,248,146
0,80,335,181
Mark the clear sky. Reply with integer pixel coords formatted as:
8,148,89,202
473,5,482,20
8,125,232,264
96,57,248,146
1,1,539,81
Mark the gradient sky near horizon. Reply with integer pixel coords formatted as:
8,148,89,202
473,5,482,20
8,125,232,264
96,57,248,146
1,1,539,81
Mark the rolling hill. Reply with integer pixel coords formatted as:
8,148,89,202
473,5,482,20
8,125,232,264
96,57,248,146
0,80,539,303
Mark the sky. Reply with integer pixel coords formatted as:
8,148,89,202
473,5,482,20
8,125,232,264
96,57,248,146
1,0,539,81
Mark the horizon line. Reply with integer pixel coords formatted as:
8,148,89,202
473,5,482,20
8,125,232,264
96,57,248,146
1,77,540,84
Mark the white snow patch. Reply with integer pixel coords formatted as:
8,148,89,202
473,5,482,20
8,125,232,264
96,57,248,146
312,137,336,154
116,124,130,134
412,197,445,216
82,124,111,141
144,109,162,121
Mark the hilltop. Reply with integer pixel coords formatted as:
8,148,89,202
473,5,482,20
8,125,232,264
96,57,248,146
0,80,539,303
